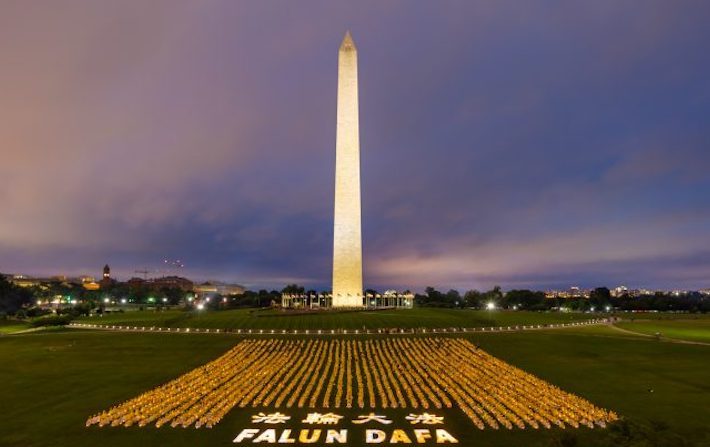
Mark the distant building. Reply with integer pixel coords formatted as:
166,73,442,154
193,281,245,297
128,276,193,292
151,276,193,292
10,275,41,288
126,277,146,289
10,275,65,289
545,287,590,299
83,281,100,291
99,264,116,289
611,285,628,297
79,275,100,290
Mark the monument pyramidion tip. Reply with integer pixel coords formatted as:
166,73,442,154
340,30,356,51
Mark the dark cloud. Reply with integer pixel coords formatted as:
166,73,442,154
1,1,709,291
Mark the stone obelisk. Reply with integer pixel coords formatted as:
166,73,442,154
332,31,363,307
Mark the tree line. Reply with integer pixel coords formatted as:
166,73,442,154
3,273,709,318
415,286,710,312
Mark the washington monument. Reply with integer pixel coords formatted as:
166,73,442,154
332,31,363,307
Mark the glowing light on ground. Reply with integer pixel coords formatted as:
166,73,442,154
86,338,617,430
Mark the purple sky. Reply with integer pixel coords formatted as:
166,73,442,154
1,1,710,291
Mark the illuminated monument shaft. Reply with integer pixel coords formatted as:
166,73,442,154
332,31,363,307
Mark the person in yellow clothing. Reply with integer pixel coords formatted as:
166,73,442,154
86,338,618,430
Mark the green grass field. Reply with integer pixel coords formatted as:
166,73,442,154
77,308,600,330
0,319,28,334
615,318,710,344
2,318,709,447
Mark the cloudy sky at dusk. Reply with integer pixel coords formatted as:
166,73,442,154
2,1,709,291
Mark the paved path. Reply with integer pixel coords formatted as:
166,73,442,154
67,319,609,336
62,320,710,346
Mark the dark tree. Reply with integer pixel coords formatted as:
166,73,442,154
159,287,184,305
504,289,546,310
445,289,462,307
589,287,611,309
0,274,33,315
464,290,483,308
414,287,458,308
482,286,503,306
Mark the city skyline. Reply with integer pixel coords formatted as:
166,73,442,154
2,2,710,291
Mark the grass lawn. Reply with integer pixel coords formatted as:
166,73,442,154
77,308,599,330
475,326,710,438
1,324,709,446
615,319,710,343
0,319,29,334
611,312,710,320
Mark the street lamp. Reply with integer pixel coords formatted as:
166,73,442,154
486,302,496,310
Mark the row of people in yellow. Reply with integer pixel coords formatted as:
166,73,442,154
86,338,617,429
